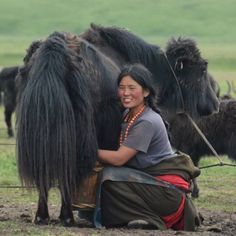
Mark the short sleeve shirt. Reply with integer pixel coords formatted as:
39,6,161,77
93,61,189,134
122,107,174,169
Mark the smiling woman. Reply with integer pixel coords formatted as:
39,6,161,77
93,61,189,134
97,64,202,231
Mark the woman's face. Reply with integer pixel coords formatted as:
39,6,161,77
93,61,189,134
118,75,149,113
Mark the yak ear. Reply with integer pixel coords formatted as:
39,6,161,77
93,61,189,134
174,58,185,71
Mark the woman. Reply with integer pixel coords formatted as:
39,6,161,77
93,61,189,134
97,63,202,231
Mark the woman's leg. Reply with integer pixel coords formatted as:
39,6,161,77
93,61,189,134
101,180,182,229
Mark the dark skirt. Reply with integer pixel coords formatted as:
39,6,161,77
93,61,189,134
101,180,183,229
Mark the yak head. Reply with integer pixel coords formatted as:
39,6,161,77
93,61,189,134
163,37,219,118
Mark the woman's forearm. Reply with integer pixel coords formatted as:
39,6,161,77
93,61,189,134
98,146,137,166
98,149,124,166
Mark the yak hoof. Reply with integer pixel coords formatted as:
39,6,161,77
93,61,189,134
34,216,50,225
8,129,14,138
191,190,199,198
60,217,75,227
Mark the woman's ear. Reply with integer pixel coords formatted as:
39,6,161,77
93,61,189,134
144,89,150,98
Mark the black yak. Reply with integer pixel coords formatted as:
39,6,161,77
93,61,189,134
0,66,18,137
16,25,219,226
16,32,121,226
166,98,236,197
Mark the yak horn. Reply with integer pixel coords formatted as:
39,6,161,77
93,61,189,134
226,80,232,95
231,81,236,94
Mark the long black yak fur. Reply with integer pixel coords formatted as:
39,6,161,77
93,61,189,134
165,98,236,198
0,66,19,137
80,24,219,118
16,32,121,225
16,24,219,226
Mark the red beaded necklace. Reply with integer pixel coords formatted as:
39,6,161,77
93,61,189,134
119,105,146,146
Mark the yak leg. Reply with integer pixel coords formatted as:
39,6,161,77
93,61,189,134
34,188,50,224
191,158,200,198
59,188,74,227
191,177,200,198
4,108,14,137
191,157,200,198
0,91,3,105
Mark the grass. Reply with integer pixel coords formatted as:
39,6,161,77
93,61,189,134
0,0,235,40
0,37,31,67
0,221,89,236
195,156,236,211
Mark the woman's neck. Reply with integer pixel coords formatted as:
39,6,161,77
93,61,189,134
129,104,146,117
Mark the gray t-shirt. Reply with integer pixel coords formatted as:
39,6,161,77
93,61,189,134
122,107,174,169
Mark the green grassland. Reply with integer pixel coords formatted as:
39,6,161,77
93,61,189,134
0,0,235,41
0,0,236,91
0,0,235,214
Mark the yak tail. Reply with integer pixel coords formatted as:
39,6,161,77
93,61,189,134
16,35,97,201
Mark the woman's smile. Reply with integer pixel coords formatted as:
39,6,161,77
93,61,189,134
118,75,149,113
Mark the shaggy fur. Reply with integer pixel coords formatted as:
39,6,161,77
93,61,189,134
81,24,219,118
16,32,121,225
166,99,236,197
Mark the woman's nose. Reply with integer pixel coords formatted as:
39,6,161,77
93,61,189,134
123,89,130,95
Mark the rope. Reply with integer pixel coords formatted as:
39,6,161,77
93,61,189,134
199,162,236,169
186,114,236,169
0,143,16,145
0,185,59,189
186,114,222,162
163,52,185,112
0,185,35,189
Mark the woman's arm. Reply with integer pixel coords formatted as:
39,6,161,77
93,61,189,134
98,145,138,166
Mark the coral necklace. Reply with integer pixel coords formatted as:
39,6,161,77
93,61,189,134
119,105,146,146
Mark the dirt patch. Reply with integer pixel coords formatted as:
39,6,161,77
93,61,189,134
0,202,235,236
